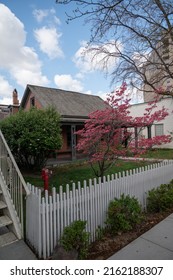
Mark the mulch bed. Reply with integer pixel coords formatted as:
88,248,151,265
87,208,173,260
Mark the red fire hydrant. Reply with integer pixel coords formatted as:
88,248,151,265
42,168,51,191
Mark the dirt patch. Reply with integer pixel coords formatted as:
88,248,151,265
87,209,173,260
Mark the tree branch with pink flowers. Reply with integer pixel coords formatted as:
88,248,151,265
76,83,171,180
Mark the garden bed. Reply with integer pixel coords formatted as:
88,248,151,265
87,208,173,260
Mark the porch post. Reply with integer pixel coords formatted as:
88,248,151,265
71,125,76,160
135,126,138,149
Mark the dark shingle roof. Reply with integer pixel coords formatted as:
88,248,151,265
21,84,107,118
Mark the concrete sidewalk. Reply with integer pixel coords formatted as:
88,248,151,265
108,213,173,260
0,240,37,260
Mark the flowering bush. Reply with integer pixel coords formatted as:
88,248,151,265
76,83,171,179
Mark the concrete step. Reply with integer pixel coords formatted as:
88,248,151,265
0,201,7,210
0,239,37,259
0,215,13,228
0,232,17,247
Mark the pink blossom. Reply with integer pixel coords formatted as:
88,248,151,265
75,84,171,178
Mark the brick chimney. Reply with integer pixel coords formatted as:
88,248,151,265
13,89,19,106
10,89,19,114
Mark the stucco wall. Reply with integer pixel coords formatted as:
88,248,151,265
129,97,173,149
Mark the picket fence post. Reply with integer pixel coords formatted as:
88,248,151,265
26,160,173,259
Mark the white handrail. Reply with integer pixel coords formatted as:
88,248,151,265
0,130,30,196
0,129,30,237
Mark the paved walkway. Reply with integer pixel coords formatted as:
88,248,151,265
108,213,173,260
0,240,37,260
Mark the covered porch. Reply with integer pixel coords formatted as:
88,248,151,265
50,116,88,162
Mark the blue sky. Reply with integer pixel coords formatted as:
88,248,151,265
0,0,120,105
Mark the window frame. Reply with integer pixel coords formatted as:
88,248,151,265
155,124,164,136
30,97,35,107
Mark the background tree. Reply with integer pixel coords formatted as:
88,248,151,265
56,0,173,97
0,107,62,170
76,84,171,180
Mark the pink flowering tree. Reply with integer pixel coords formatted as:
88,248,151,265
76,83,171,180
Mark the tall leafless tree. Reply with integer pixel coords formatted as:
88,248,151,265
56,0,173,98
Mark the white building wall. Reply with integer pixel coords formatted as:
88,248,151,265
129,97,173,149
143,34,173,103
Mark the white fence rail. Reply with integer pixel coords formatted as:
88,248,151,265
26,160,173,259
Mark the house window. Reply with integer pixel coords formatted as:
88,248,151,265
162,38,169,48
162,54,169,61
162,37,169,60
30,97,35,107
147,125,152,139
155,124,164,136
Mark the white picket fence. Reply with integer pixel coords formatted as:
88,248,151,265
26,160,173,259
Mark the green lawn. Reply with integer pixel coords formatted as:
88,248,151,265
23,159,154,192
141,148,173,159
23,149,173,192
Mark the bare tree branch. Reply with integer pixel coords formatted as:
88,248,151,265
56,0,173,99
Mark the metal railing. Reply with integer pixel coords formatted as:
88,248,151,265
0,129,30,237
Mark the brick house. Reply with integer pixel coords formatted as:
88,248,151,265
0,89,20,120
0,104,10,120
20,84,107,161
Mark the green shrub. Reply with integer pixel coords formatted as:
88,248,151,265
147,183,173,212
0,107,62,170
169,179,173,186
95,226,105,240
106,194,143,233
60,220,90,259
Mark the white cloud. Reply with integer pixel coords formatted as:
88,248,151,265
0,4,49,92
96,90,109,101
33,9,49,23
132,52,148,68
54,74,107,97
0,76,13,99
75,72,84,80
0,97,12,105
33,8,61,25
12,68,48,89
85,90,92,95
73,40,121,73
34,26,64,59
53,16,61,25
54,74,84,92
